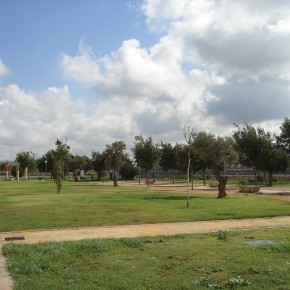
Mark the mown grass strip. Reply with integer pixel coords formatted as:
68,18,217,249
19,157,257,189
0,181,289,232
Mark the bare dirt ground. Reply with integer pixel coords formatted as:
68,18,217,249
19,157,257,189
1,183,290,290
148,182,290,202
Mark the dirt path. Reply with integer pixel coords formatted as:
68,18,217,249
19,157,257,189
1,216,290,245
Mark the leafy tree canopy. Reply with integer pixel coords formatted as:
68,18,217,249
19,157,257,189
132,135,160,177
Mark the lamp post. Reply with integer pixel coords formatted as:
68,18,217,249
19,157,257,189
45,160,47,176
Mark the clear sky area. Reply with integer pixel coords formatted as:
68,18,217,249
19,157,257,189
1,0,290,160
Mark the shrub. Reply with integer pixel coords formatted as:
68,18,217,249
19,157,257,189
119,159,138,180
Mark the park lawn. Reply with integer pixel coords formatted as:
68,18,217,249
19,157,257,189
3,227,290,290
0,180,289,232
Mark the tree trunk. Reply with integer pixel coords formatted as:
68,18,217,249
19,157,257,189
138,167,141,185
113,176,118,186
113,170,118,187
191,168,194,190
172,173,175,184
202,169,206,186
186,156,191,208
268,170,273,186
145,170,150,187
254,167,257,186
212,168,227,198
263,171,267,183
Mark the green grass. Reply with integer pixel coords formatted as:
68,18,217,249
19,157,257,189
3,227,290,289
0,180,289,232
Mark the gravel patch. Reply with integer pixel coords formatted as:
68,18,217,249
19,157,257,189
242,240,278,246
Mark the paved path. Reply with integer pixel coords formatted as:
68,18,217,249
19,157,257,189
1,216,290,290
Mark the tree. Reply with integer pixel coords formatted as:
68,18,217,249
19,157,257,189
104,141,127,186
209,136,237,198
233,123,288,187
91,151,107,181
119,158,138,180
195,132,236,198
182,125,196,208
132,135,160,184
15,151,36,180
37,150,54,176
52,139,71,193
159,142,179,183
174,143,188,172
233,123,262,185
193,131,216,186
69,154,91,178
257,128,288,186
276,117,290,156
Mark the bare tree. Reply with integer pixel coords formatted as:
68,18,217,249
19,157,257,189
182,125,196,208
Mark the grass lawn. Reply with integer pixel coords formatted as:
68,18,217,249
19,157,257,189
0,180,289,232
3,227,290,290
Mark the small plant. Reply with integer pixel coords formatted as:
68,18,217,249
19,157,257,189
244,235,255,239
236,174,246,191
119,238,143,248
193,276,222,289
227,275,251,287
211,267,223,273
210,230,229,241
193,266,205,272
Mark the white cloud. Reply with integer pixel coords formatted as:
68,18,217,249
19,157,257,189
59,41,102,86
2,0,290,160
142,0,290,130
59,37,227,144
143,0,290,74
0,58,9,78
0,84,87,160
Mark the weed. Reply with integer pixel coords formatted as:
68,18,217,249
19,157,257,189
193,266,205,271
244,235,255,239
259,243,290,253
209,230,229,241
119,238,143,248
227,275,251,287
193,276,222,289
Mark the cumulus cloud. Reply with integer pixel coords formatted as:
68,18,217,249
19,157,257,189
142,0,290,130
0,84,88,160
0,58,9,78
59,35,233,147
144,0,290,74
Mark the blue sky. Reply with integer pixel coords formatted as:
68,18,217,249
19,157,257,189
1,0,155,90
1,0,290,160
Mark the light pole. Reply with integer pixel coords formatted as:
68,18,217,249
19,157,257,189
45,160,47,176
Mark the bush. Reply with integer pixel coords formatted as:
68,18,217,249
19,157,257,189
119,159,138,180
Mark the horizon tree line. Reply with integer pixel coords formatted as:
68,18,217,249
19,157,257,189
1,118,290,198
